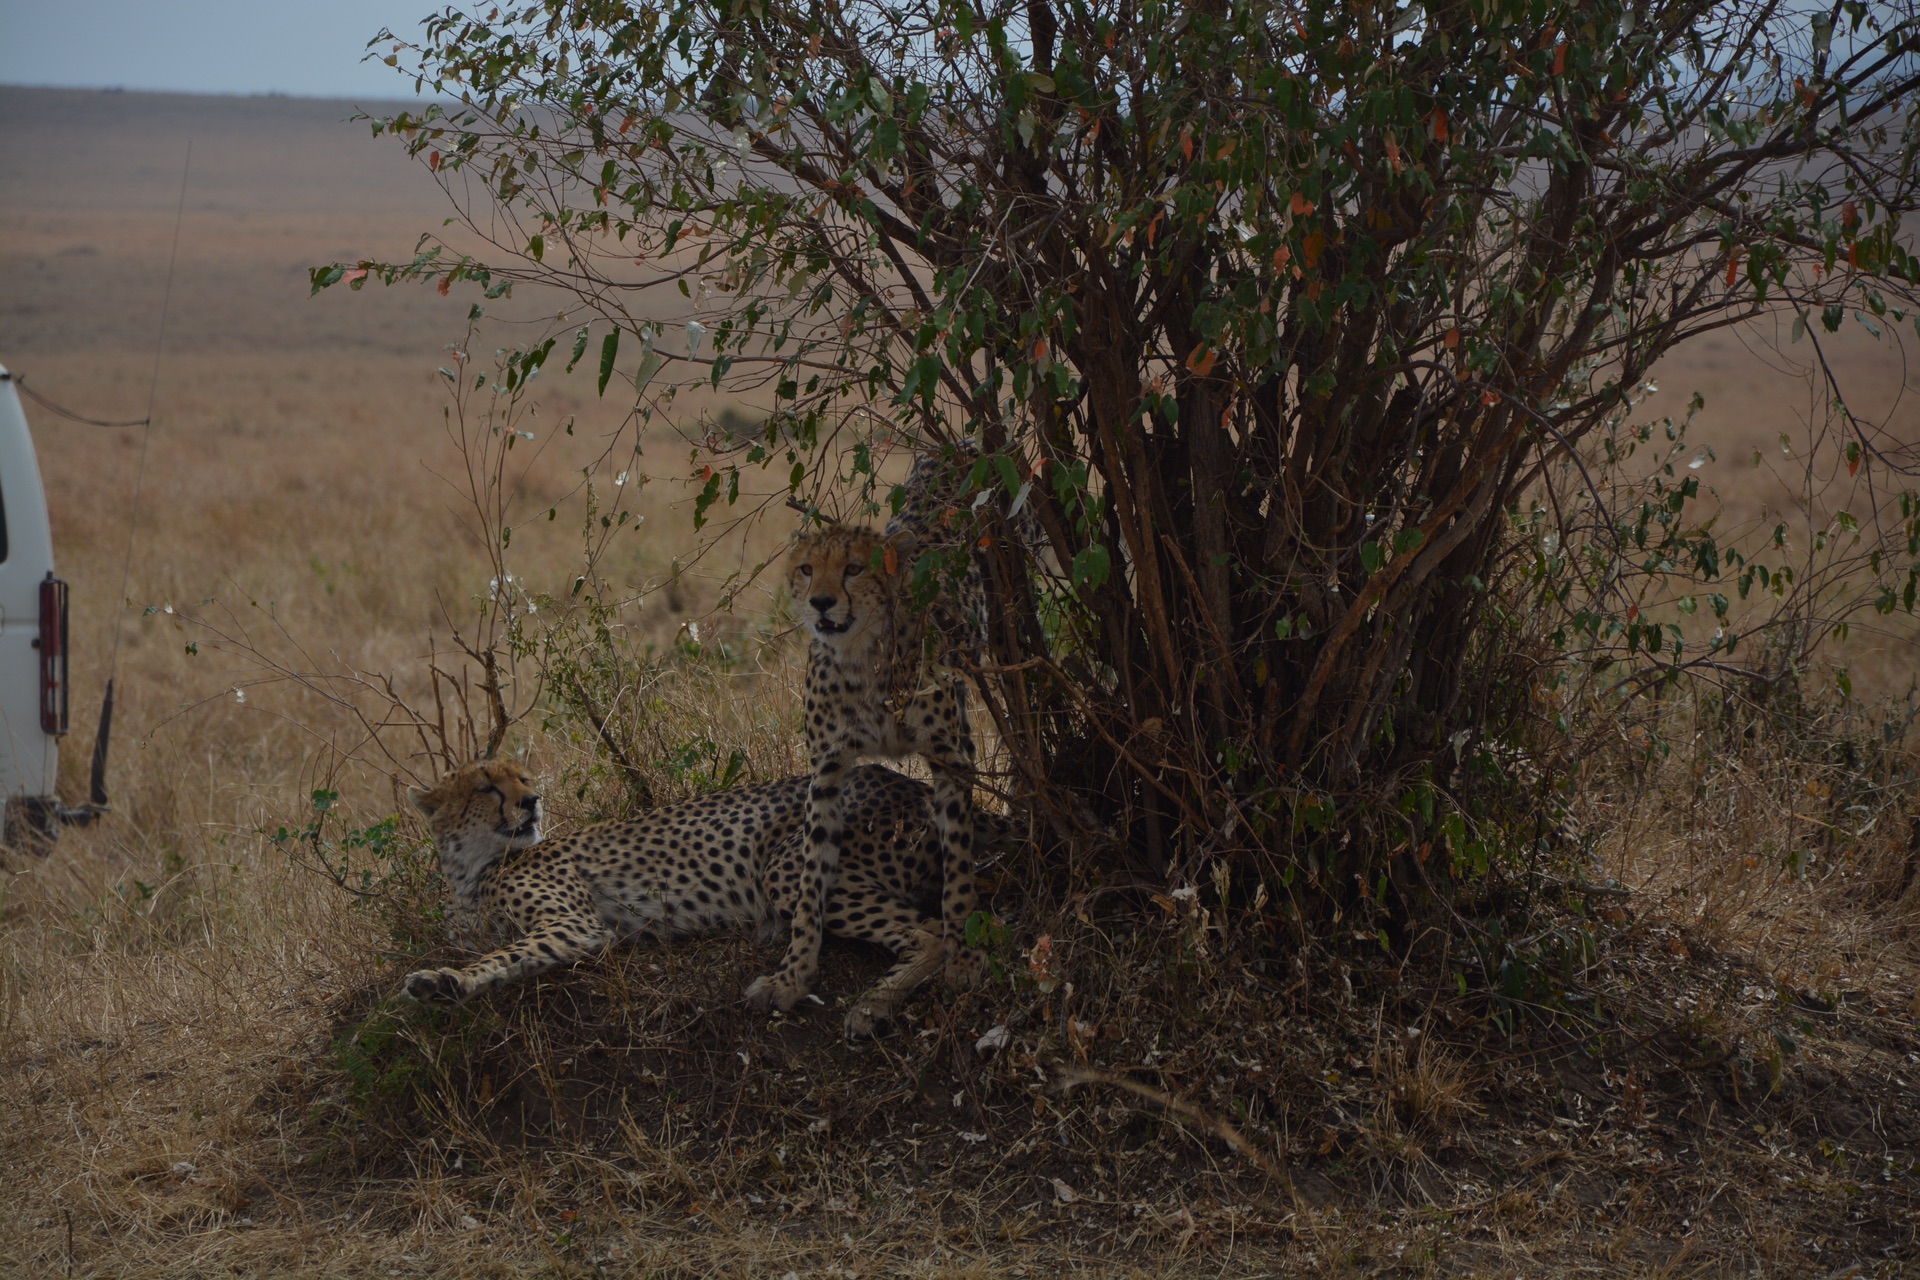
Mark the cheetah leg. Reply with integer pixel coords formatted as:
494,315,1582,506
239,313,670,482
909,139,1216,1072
401,914,613,1004
746,749,849,1012
833,893,945,1040
927,717,985,992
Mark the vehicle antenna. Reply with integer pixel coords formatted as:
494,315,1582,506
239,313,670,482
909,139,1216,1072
87,140,192,809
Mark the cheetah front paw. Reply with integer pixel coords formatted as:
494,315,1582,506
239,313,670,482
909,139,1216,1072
943,944,989,991
400,968,467,1004
843,999,896,1040
744,971,808,1013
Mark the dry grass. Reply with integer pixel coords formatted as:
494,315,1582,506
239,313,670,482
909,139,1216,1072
2,86,1919,1277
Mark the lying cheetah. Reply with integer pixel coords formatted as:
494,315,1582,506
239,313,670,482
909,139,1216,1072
401,757,996,1036
746,467,993,1014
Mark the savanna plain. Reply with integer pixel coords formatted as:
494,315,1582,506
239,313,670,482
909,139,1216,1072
2,85,1920,1277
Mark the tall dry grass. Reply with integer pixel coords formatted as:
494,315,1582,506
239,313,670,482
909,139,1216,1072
0,88,818,1273
1589,690,1920,1005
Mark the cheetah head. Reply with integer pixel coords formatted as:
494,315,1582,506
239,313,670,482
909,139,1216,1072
789,526,909,644
410,759,544,872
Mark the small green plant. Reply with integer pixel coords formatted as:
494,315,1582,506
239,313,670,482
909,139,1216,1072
270,788,442,951
965,909,1014,985
331,1005,429,1115
664,737,748,792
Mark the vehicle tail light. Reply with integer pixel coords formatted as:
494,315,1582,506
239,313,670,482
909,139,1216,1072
39,574,69,735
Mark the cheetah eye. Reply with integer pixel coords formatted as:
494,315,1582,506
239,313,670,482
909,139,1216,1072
844,562,864,578
798,563,813,577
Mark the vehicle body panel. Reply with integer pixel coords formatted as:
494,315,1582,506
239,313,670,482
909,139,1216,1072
0,366,60,802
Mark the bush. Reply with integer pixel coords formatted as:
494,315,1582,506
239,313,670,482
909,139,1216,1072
328,0,1920,934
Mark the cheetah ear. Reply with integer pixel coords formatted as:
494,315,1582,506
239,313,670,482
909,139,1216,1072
409,785,443,817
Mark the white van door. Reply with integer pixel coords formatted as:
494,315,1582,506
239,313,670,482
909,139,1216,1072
0,366,61,805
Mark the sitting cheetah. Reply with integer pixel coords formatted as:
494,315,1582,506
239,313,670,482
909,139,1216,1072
747,452,999,1014
401,756,997,1036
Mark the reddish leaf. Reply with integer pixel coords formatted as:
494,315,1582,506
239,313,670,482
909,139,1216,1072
1301,229,1326,268
1430,108,1449,144
1553,42,1567,76
429,150,442,171
1179,126,1193,162
1443,326,1460,349
1841,200,1858,228
1289,192,1315,216
1725,249,1741,286
437,275,452,296
1186,344,1219,377
884,545,899,575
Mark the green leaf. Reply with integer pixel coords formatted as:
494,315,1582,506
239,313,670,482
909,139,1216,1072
1071,544,1111,590
633,344,666,394
1360,541,1385,574
692,470,723,529
597,327,620,396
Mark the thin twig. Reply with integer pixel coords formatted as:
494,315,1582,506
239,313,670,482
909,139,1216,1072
569,674,655,808
1055,1065,1297,1195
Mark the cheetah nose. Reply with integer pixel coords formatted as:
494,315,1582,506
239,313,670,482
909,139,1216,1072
521,794,540,811
809,594,837,613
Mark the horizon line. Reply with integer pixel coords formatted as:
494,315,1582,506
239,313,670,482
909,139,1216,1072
0,81,445,108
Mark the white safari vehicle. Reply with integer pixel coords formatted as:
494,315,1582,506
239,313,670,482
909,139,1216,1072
0,365,106,848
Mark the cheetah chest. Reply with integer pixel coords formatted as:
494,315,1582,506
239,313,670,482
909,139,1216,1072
808,651,962,759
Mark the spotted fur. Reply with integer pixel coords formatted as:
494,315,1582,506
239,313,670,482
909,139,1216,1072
744,521,987,1014
402,757,999,1036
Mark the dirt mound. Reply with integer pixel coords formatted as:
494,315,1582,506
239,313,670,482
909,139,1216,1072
264,905,1920,1275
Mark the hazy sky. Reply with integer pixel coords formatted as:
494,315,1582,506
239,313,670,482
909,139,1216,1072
0,0,442,100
